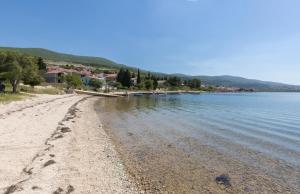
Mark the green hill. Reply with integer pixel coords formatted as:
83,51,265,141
1,47,299,91
193,75,300,92
0,47,123,69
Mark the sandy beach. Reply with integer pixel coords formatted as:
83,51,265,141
0,94,137,194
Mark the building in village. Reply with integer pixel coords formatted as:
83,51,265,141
131,77,137,86
81,75,106,86
44,67,67,83
104,73,117,82
44,66,81,83
44,66,117,88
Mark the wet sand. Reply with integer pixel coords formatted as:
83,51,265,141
95,96,299,194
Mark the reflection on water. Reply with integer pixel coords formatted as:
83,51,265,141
95,93,300,193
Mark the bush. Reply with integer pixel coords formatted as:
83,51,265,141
65,74,83,89
144,80,153,90
89,79,103,90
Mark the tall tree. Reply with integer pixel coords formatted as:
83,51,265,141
146,72,151,80
37,57,47,70
137,69,141,84
123,69,132,88
117,68,132,88
117,68,125,84
153,77,158,90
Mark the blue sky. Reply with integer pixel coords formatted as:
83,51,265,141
1,0,300,84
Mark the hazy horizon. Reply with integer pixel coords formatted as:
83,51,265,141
1,0,300,84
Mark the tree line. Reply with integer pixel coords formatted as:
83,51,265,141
116,68,201,90
0,50,202,93
0,51,46,92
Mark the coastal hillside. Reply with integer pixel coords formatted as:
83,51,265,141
168,74,300,92
1,47,299,92
0,47,123,69
194,75,300,92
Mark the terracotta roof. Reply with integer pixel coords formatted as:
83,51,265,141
80,70,92,76
95,73,105,78
46,67,80,74
82,75,104,80
105,73,117,78
46,69,65,74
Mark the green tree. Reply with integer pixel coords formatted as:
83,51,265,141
144,79,153,90
0,52,21,92
137,69,141,84
146,72,151,80
117,68,132,88
65,74,83,89
4,61,22,93
123,69,132,88
117,68,125,84
153,77,158,90
114,82,122,89
167,76,181,87
89,78,103,90
0,51,41,93
23,71,44,88
137,82,144,90
23,59,44,88
188,78,201,89
37,57,47,71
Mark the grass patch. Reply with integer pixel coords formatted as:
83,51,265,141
0,93,28,103
20,85,64,95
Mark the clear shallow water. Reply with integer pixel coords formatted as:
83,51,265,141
96,93,300,193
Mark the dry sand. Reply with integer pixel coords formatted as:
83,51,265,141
0,94,137,194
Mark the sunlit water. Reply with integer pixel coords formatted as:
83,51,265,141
95,93,300,193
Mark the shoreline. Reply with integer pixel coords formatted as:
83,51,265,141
0,94,137,193
2,93,298,193
74,89,206,98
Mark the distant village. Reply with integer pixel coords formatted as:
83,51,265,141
44,62,252,92
0,49,255,94
45,63,118,90
44,61,203,91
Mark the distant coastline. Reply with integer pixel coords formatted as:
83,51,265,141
1,46,300,92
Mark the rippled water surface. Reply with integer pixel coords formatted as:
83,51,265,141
95,93,300,193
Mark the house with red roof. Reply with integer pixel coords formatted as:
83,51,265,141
104,73,117,82
44,67,66,83
44,66,81,83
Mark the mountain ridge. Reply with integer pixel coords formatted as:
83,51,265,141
0,46,299,92
0,47,123,69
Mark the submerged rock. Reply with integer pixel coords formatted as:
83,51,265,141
215,174,231,188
